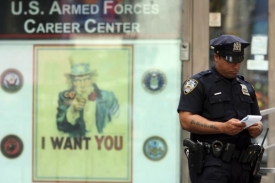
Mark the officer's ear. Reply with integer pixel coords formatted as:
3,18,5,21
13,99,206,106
213,53,220,62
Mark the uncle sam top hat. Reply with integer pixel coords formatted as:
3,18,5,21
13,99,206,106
210,35,250,63
66,54,97,77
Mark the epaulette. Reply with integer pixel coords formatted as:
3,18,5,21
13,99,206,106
237,75,255,89
193,70,212,79
237,75,251,84
237,74,244,80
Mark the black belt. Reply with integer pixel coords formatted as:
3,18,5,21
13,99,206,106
200,140,260,163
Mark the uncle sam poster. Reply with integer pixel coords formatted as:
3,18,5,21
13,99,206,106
33,45,133,182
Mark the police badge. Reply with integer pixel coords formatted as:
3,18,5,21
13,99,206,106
183,79,198,95
233,42,241,52
240,84,250,96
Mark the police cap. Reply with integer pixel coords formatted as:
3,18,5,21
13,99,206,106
210,35,250,63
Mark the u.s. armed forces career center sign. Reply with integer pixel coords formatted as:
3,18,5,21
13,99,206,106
3,0,159,36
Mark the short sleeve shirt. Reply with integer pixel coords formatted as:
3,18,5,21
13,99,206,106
177,66,261,146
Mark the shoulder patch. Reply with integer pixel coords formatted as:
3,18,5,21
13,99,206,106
183,79,198,95
200,70,212,76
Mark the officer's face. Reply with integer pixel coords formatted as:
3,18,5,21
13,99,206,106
214,54,241,79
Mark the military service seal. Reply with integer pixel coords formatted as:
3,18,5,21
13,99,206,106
142,69,167,94
1,135,24,159
143,136,168,161
1,69,23,93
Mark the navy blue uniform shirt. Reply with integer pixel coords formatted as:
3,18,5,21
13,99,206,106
177,66,261,147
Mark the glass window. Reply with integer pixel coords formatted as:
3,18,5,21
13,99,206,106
0,1,183,182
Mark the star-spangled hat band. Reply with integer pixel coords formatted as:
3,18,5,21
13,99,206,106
210,35,250,63
66,54,97,77
71,63,92,76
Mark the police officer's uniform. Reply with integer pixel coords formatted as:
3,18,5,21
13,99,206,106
177,35,261,183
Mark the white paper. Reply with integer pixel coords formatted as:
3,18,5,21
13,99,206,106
241,115,262,128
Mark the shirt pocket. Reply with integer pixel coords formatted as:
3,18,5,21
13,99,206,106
209,94,230,119
239,94,253,113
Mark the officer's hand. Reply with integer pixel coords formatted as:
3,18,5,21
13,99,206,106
223,118,246,135
247,122,263,138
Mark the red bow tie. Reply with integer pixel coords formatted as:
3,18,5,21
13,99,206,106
88,92,96,101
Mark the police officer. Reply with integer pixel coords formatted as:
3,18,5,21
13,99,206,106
177,35,263,183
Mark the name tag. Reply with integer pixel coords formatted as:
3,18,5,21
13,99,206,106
214,92,222,95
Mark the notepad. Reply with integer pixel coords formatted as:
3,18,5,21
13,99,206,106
241,115,262,128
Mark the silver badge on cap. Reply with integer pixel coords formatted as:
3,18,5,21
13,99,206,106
233,42,241,52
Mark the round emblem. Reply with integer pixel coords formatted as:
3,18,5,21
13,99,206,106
142,69,167,94
1,135,24,159
1,69,23,93
143,136,168,161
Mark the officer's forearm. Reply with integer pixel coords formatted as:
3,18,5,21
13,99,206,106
179,111,225,134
